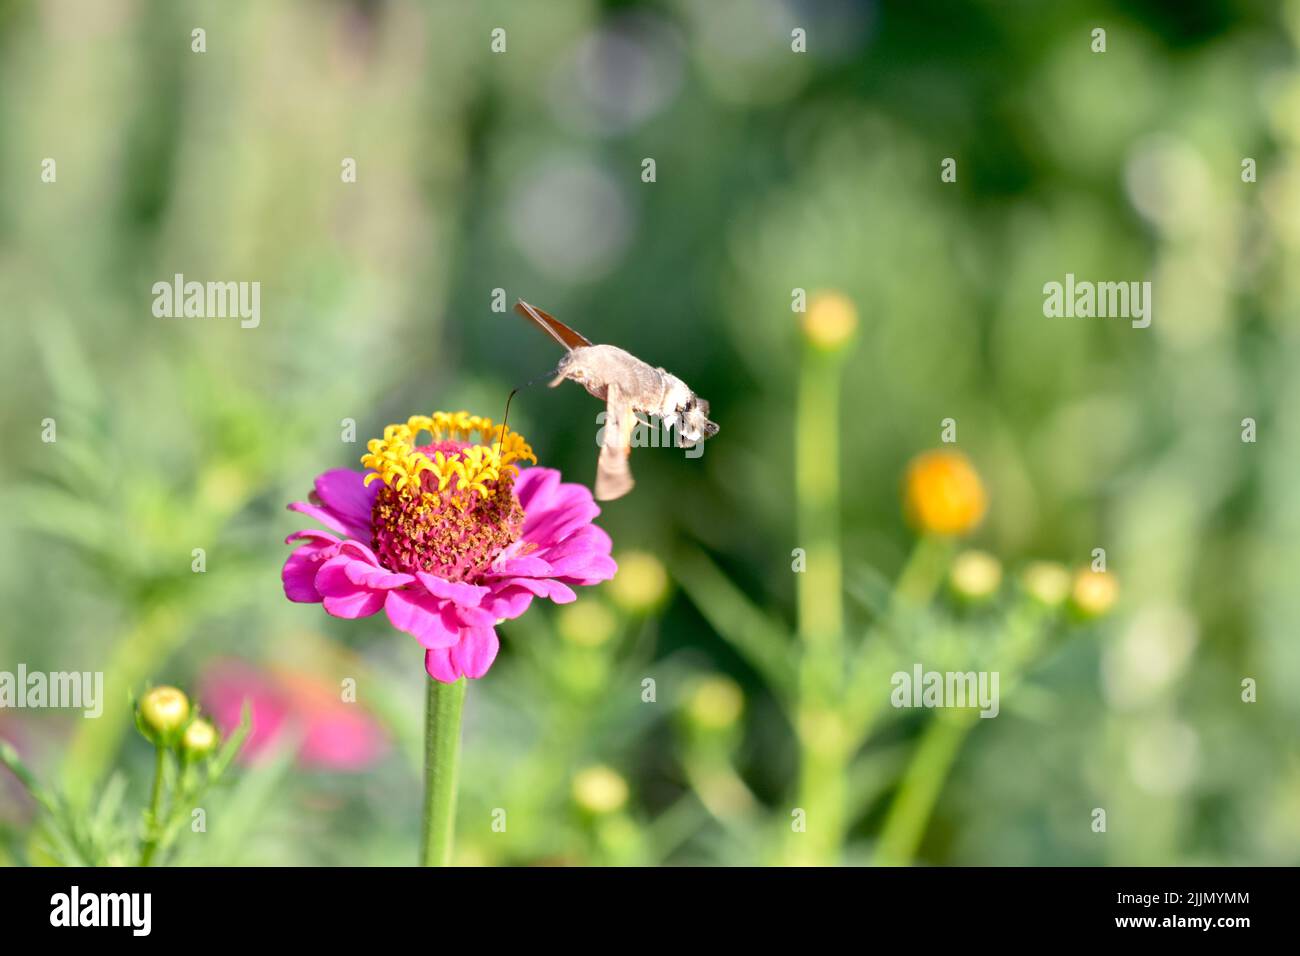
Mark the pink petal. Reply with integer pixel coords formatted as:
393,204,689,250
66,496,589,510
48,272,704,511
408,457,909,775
422,627,501,682
287,500,356,537
556,554,618,586
490,551,555,577
337,538,384,565
282,534,341,603
384,589,462,649
313,469,376,538
285,529,342,548
522,484,601,545
415,572,489,607
452,604,500,628
315,556,386,618
452,627,500,679
343,561,413,591
424,647,461,683
495,576,577,604
482,585,537,621
537,525,617,584
513,467,561,513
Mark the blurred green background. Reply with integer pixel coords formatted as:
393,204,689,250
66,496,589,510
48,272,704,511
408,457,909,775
2,0,1299,866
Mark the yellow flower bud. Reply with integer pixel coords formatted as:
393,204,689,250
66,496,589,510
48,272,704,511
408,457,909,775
801,291,858,351
181,718,219,759
685,675,744,731
557,600,618,648
949,549,1002,601
1070,569,1119,619
572,765,629,815
608,551,669,613
1020,561,1071,608
903,449,987,536
138,686,190,742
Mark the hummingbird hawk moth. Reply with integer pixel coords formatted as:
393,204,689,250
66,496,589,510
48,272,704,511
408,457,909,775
513,300,719,501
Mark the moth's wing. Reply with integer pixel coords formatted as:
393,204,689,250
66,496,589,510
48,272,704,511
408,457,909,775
595,384,636,501
514,300,594,351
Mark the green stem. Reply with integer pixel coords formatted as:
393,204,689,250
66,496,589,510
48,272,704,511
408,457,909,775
874,710,978,866
138,744,166,866
894,534,952,608
419,677,467,866
795,346,845,659
790,340,849,865
63,603,181,807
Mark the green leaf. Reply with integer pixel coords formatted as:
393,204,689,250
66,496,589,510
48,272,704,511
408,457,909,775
671,546,794,697
845,562,894,620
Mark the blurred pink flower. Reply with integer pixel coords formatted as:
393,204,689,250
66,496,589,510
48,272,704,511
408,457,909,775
199,660,388,771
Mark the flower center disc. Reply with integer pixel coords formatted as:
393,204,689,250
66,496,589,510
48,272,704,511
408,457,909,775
371,443,525,582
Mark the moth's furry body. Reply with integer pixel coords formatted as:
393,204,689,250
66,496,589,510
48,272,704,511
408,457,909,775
514,301,719,501
554,345,695,432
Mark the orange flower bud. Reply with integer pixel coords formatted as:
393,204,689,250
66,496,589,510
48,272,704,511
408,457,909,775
903,450,987,536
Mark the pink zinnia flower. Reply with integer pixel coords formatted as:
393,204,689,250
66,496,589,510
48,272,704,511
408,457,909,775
199,660,388,770
282,411,616,682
